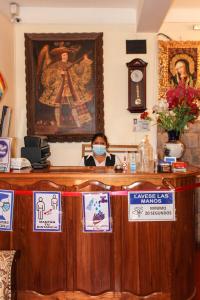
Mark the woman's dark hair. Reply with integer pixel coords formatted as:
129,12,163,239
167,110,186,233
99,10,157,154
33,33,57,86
91,133,109,147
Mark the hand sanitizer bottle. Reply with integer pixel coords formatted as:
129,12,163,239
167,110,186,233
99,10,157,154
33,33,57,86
130,152,136,173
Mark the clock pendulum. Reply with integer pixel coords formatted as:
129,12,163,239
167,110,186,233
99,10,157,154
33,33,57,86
135,84,142,105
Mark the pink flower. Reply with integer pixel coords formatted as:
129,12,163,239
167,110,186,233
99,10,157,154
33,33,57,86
166,84,200,110
141,83,200,133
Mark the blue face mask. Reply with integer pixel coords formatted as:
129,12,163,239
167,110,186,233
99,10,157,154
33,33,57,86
92,144,106,156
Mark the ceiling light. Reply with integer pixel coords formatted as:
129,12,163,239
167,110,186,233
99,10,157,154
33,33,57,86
193,24,200,30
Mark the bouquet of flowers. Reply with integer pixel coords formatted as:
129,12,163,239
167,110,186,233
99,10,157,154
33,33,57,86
140,83,200,134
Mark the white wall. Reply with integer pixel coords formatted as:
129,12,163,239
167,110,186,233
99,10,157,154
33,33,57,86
160,22,200,40
14,23,158,166
0,13,15,148
1,9,200,166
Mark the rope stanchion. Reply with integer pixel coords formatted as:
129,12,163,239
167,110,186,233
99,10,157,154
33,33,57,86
10,181,200,196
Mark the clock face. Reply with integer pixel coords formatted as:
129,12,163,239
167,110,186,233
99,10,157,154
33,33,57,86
130,69,143,83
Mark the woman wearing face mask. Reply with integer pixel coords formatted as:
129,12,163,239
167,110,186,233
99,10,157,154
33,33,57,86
80,133,121,166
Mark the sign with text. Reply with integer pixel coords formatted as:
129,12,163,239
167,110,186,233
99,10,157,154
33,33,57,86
128,190,175,221
82,192,112,232
33,191,61,232
0,138,11,172
133,119,150,132
0,190,14,231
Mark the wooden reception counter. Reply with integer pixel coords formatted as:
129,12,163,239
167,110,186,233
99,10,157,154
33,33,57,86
0,166,199,300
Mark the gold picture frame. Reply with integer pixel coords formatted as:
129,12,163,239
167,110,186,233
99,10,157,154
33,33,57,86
158,40,200,99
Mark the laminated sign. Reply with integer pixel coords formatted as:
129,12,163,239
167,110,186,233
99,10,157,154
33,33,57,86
33,191,61,232
128,190,175,221
0,138,11,172
0,190,14,231
82,192,112,232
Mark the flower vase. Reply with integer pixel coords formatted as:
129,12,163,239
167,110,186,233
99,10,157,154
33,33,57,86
164,130,185,159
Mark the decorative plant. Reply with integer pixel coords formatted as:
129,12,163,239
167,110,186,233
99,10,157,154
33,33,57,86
141,83,200,134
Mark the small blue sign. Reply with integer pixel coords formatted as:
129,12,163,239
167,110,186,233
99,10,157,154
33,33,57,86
164,156,176,164
0,138,11,172
0,190,14,231
0,140,8,158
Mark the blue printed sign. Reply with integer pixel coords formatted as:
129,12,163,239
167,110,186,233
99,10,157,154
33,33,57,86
82,192,112,232
0,138,11,172
128,190,175,221
164,156,176,164
0,190,14,231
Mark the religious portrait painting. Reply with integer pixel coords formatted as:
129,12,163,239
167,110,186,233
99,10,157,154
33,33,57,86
158,40,200,99
25,33,104,142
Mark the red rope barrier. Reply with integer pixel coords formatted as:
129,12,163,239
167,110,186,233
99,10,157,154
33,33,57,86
15,190,33,196
174,182,200,192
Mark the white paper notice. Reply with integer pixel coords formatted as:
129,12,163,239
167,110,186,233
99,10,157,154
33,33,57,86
33,191,61,232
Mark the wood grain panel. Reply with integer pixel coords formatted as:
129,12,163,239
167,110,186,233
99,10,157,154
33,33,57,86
121,181,170,295
73,181,114,294
13,181,72,294
121,199,166,294
0,168,198,300
171,176,196,300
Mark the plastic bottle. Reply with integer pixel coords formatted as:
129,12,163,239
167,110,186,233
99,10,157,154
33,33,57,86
138,135,153,172
138,139,145,172
130,152,136,173
122,155,128,172
154,153,158,173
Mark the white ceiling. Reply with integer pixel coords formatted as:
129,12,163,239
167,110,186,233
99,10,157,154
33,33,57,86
0,0,199,9
172,0,200,8
0,0,139,11
0,0,200,32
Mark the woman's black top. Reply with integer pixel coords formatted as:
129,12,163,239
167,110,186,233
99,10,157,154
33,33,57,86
84,154,115,166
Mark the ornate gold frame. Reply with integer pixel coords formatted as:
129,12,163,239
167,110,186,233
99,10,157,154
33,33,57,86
158,40,200,99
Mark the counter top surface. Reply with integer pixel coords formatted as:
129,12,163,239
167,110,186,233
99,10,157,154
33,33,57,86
1,165,199,178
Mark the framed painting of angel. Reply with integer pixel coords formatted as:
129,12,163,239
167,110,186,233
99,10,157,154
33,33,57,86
25,33,104,142
158,40,200,99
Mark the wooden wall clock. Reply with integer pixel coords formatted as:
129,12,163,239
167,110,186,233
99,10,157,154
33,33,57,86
126,58,148,113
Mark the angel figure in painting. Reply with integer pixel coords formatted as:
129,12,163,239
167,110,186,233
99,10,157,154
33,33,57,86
36,42,94,130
